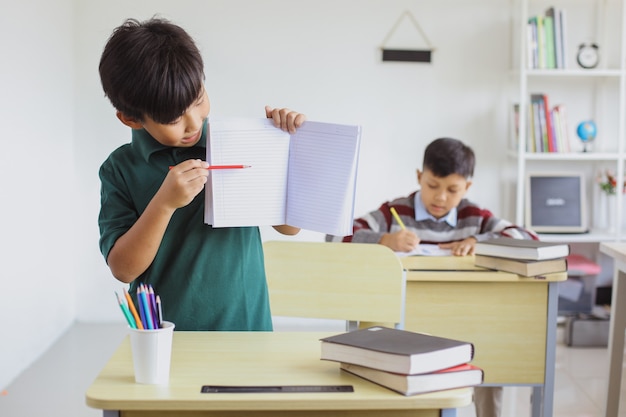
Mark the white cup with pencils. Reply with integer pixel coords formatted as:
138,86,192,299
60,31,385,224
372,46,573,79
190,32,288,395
116,285,175,384
129,320,175,384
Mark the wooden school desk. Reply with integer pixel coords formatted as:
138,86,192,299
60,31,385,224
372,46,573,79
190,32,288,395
86,331,472,417
400,255,567,417
599,242,626,417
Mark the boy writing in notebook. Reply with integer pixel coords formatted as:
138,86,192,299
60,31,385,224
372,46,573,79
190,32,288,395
98,17,305,331
326,137,537,417
327,137,537,253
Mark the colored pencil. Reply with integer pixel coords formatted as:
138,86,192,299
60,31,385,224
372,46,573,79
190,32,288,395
168,164,251,170
390,207,407,230
136,286,148,329
115,292,136,329
139,285,154,330
156,295,163,328
148,285,159,329
123,289,143,330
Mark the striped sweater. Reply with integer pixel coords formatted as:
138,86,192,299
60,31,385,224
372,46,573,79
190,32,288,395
326,191,537,243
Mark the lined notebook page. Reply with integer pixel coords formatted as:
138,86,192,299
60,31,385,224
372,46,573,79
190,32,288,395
204,118,361,236
206,118,290,227
286,122,361,236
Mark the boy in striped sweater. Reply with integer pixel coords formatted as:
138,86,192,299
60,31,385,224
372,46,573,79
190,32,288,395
326,137,537,255
326,137,537,417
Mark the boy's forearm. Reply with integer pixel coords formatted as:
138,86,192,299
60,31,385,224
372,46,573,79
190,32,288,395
477,215,538,241
352,229,386,244
107,200,176,283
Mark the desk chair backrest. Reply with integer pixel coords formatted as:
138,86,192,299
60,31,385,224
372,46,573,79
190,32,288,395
263,241,405,330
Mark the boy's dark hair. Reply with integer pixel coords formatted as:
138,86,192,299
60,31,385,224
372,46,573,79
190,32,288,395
99,17,205,124
423,137,475,179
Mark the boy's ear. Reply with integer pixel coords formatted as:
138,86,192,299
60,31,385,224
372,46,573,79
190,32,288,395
465,180,473,192
116,111,143,129
416,169,422,183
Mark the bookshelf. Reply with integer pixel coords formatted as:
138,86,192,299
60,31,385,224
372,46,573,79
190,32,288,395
511,0,626,242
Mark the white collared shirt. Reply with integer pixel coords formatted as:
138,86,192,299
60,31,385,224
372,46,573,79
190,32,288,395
413,191,458,227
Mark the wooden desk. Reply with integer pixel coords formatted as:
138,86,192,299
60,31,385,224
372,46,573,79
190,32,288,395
400,255,567,417
599,242,626,417
86,331,472,417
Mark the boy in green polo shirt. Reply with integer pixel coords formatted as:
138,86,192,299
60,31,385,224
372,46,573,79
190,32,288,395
98,17,305,331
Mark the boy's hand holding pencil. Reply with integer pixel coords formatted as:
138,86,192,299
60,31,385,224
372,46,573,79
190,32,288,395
382,207,420,252
162,159,210,209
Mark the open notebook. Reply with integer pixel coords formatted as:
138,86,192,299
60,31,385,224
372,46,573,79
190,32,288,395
204,118,361,236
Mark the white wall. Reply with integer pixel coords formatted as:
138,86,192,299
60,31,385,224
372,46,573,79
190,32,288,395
2,0,514,389
75,0,514,322
0,0,75,390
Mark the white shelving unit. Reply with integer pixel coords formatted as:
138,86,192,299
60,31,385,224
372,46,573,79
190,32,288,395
512,0,626,243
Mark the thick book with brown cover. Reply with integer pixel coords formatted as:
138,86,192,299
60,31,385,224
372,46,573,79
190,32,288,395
474,254,567,276
320,327,474,375
474,237,570,260
340,362,484,396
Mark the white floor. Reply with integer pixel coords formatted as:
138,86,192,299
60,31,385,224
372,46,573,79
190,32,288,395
0,320,624,417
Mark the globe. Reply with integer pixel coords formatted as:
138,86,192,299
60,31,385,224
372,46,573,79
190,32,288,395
576,121,597,152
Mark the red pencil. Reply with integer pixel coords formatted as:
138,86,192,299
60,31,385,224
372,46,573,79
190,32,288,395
168,164,251,170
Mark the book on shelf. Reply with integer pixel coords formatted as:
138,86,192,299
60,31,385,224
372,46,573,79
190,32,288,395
542,93,556,152
536,93,555,152
559,8,568,68
320,326,474,375
536,15,546,68
526,20,538,69
551,104,562,151
204,118,361,236
545,7,565,68
527,7,567,69
529,94,543,152
474,254,567,277
530,93,553,152
340,362,484,396
527,94,570,153
542,15,556,69
474,237,570,261
553,104,571,152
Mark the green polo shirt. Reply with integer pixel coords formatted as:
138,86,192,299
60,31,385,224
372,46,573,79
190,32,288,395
98,121,272,331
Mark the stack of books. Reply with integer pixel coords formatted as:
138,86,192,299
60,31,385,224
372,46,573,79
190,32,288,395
474,237,570,277
320,326,483,396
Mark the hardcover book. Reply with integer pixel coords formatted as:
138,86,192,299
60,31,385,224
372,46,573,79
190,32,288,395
474,237,570,261
474,254,567,277
320,326,474,375
340,362,484,396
